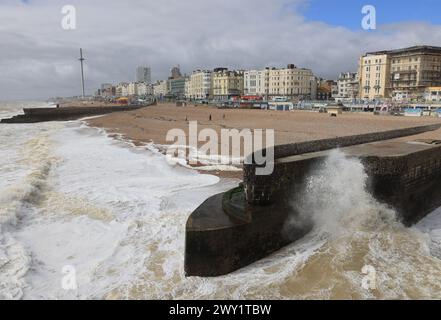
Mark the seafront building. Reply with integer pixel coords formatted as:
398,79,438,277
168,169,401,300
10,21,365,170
256,68,271,97
168,77,187,99
335,72,359,101
268,64,316,100
211,68,244,101
136,82,153,96
424,87,441,103
316,79,337,100
112,82,153,97
153,80,168,97
244,70,259,95
115,82,129,97
98,45,441,103
243,69,270,97
187,70,212,100
389,46,441,100
185,78,191,99
358,52,391,100
244,65,316,100
243,70,262,96
127,82,137,96
98,63,317,102
359,45,441,101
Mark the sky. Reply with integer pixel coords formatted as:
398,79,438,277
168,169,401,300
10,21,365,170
0,0,441,100
301,0,441,29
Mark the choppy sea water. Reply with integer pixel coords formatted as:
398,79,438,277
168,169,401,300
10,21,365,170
1,101,441,300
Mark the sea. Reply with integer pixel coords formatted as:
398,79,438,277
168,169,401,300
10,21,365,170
1,101,441,300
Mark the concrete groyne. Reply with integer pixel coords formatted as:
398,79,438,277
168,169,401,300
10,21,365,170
0,104,150,123
185,124,441,277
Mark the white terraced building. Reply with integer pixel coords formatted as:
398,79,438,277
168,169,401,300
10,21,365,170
244,69,270,97
186,70,212,100
335,72,359,101
153,80,168,97
244,65,316,100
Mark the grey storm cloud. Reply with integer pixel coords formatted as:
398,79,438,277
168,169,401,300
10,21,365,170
1,0,441,100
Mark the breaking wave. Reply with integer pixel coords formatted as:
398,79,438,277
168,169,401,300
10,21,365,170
0,101,60,299
282,150,441,299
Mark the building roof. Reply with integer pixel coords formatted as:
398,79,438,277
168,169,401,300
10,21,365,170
365,45,441,57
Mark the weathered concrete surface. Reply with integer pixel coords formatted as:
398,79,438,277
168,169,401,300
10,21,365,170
185,189,312,277
185,124,441,277
270,123,441,161
0,105,149,123
245,124,441,206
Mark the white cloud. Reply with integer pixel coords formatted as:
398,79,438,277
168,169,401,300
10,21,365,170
0,0,440,99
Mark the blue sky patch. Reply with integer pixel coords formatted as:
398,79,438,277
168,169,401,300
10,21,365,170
300,0,440,30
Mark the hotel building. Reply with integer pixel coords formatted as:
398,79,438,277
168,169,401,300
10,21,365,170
244,69,271,97
359,46,441,100
187,70,212,100
358,53,391,100
268,64,316,100
211,68,244,101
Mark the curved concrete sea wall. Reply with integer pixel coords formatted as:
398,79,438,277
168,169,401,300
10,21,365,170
244,124,441,206
185,124,441,277
0,105,150,123
363,145,441,225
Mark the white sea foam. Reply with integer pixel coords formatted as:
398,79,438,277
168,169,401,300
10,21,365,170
157,143,243,172
0,101,61,299
0,112,235,299
289,150,398,237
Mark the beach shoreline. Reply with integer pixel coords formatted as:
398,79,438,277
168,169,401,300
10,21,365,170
85,102,441,179
83,120,244,180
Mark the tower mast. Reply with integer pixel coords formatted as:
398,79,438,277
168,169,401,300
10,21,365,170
78,48,86,98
